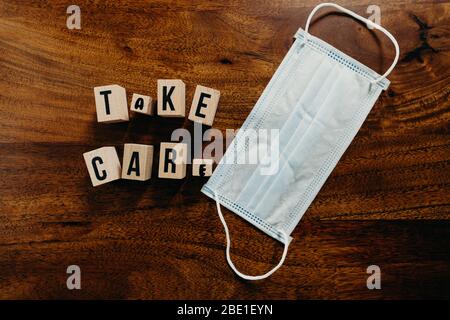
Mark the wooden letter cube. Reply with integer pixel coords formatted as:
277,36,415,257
157,79,185,117
188,85,220,126
121,144,154,181
94,84,129,123
158,142,187,179
83,147,122,187
192,159,214,177
130,93,153,115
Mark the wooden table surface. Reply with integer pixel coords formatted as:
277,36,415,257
0,0,449,300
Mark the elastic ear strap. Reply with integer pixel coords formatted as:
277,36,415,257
213,192,289,280
303,2,400,84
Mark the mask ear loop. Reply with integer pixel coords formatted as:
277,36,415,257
302,2,400,84
214,192,290,280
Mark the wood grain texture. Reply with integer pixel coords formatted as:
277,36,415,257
0,0,449,299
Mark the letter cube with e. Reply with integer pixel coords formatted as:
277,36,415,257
188,85,220,126
192,159,214,177
158,142,187,179
157,79,185,117
121,143,154,181
83,147,122,187
94,85,129,123
130,93,153,115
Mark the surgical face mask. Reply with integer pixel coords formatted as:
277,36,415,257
202,3,400,280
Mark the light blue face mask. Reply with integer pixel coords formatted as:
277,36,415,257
202,3,400,280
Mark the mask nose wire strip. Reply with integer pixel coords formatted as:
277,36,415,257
214,191,290,280
303,2,400,84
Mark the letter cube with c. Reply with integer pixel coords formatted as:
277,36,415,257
83,147,121,186
157,79,185,117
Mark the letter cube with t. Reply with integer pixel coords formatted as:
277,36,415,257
130,93,153,115
94,85,129,123
192,159,214,177
188,85,220,126
158,142,188,179
83,147,122,186
157,79,185,117
121,143,154,181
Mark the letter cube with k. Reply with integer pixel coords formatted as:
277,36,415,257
157,80,186,117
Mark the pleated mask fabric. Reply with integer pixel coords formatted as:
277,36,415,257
202,3,400,280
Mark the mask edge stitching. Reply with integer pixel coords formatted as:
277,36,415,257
202,185,286,243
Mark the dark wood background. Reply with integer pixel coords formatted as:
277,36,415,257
0,0,449,299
